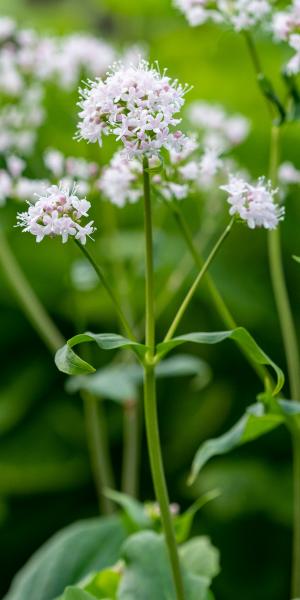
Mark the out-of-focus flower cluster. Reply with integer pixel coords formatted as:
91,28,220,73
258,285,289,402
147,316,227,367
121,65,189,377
77,60,190,158
272,0,300,74
44,149,100,196
220,175,284,230
186,101,250,151
173,0,271,31
17,184,95,244
0,16,143,158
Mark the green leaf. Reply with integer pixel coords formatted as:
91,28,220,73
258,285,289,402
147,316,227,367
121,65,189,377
4,516,126,600
62,589,97,600
118,531,214,600
67,354,209,403
293,255,300,264
189,403,284,484
175,490,220,543
104,489,152,531
84,566,121,599
156,328,284,395
180,536,220,582
55,333,147,375
66,365,138,403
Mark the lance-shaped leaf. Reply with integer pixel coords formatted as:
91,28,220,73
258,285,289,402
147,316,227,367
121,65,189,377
66,354,210,403
55,333,147,375
157,328,284,395
293,255,300,264
189,403,285,485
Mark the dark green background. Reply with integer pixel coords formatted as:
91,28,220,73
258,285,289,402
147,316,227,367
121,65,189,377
0,1,299,598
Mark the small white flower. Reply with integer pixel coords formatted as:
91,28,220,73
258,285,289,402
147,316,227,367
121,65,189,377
278,162,300,185
220,175,284,230
6,155,26,178
98,151,142,207
17,183,95,244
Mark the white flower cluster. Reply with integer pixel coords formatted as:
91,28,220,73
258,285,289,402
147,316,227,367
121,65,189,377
0,16,143,158
187,101,250,151
98,130,229,206
173,0,271,31
17,184,95,244
272,1,300,74
220,175,284,229
77,60,189,158
99,151,143,207
0,16,143,95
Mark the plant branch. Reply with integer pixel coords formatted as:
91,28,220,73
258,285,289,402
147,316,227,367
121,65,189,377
74,239,136,341
163,218,234,343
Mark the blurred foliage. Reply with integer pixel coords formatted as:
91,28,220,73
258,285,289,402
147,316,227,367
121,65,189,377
0,0,299,599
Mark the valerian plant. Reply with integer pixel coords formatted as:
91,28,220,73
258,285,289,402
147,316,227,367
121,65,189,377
2,2,300,599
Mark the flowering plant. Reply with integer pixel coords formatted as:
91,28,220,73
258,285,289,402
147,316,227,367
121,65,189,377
2,5,300,600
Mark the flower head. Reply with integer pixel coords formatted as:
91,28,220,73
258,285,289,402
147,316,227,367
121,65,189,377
17,183,95,244
220,175,284,230
77,59,189,158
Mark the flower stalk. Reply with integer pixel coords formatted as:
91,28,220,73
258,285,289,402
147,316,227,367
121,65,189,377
142,157,185,600
169,201,274,387
163,218,234,343
74,239,136,341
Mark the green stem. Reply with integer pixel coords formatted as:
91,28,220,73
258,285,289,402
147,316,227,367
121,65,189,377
143,366,185,600
292,426,300,598
170,203,272,386
142,157,185,600
0,230,114,515
164,219,234,343
244,34,300,595
74,239,136,341
267,126,300,402
121,397,140,498
143,157,155,352
267,125,300,598
82,389,115,514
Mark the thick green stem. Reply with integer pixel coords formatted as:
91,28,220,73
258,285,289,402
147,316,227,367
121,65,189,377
143,157,155,352
164,219,234,343
82,389,115,514
121,398,140,498
171,204,273,386
143,366,185,600
75,239,136,341
0,230,114,514
142,157,185,600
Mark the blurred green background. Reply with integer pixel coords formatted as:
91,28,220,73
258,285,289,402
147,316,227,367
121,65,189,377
1,0,300,599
